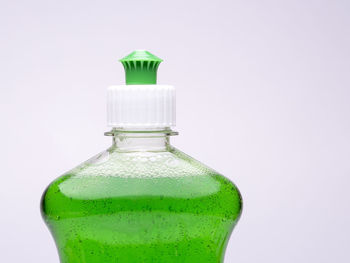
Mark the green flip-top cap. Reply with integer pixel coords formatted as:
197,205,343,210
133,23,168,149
120,50,163,85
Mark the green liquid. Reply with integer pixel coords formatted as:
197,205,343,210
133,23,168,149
41,149,242,263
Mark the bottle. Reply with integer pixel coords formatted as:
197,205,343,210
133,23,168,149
41,50,242,263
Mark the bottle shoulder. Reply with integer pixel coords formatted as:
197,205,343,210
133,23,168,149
50,147,239,188
41,147,242,221
65,147,222,179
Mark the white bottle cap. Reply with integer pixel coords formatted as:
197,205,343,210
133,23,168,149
106,50,176,129
107,84,176,128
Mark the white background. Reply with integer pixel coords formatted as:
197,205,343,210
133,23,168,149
1,1,350,262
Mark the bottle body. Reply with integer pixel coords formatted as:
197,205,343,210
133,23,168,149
41,132,242,263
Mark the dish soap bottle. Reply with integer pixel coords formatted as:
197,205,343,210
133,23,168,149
41,50,242,263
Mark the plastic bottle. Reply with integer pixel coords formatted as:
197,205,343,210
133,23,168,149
41,50,243,263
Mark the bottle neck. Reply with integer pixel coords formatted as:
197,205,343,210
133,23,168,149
106,128,177,152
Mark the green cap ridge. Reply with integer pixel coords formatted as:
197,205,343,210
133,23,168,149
120,50,163,85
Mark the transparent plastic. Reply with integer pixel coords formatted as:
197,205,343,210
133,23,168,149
41,130,242,263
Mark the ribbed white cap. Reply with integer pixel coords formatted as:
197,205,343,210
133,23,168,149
107,85,176,128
